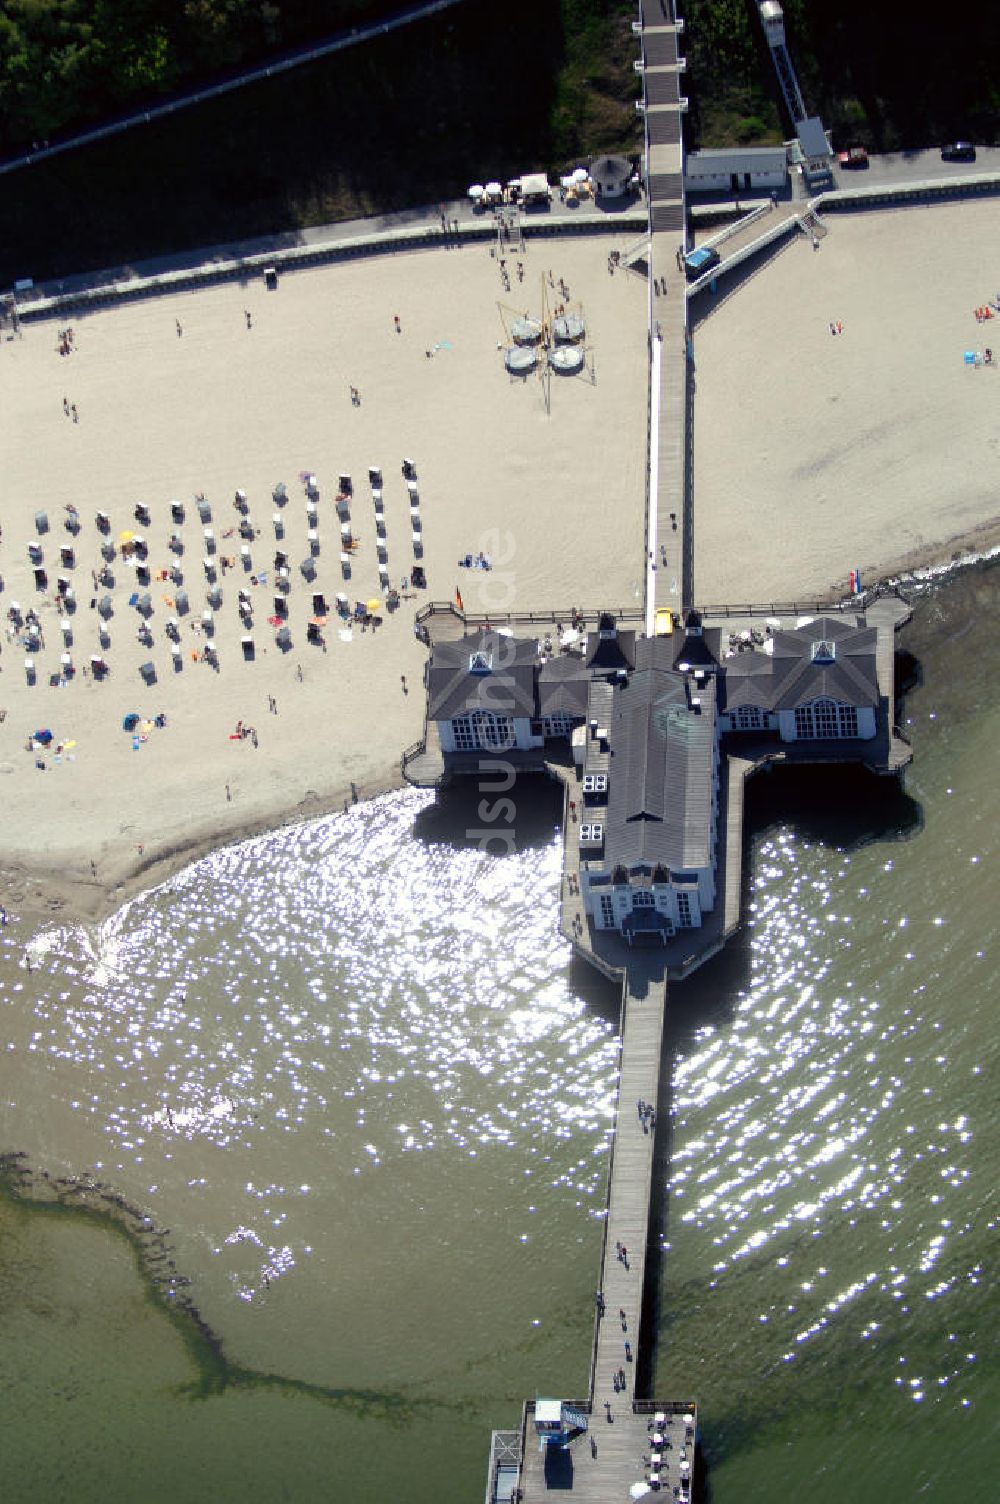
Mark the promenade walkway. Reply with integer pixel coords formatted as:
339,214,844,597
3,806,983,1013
639,3,691,624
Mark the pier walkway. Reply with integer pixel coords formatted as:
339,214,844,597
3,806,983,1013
516,965,698,1503
640,3,691,625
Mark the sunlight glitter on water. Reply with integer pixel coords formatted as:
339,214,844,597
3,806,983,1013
666,811,987,1408
0,789,619,1307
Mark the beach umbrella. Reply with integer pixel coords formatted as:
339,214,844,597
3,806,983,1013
366,598,382,612
511,317,542,345
505,346,537,375
485,180,503,196
118,529,135,545
33,729,53,746
122,713,140,731
468,183,485,199
573,166,589,183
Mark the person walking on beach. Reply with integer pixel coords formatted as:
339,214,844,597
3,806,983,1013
71,403,78,422
245,309,252,329
401,675,408,694
62,396,69,416
175,319,183,337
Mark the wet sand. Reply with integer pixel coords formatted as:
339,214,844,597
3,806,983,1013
0,235,647,920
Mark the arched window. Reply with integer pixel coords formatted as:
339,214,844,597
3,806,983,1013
793,698,859,739
451,710,515,751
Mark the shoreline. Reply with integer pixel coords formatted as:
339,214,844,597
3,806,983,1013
3,536,997,932
0,758,407,928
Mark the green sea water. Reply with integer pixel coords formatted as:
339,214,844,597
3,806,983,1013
1,565,997,1502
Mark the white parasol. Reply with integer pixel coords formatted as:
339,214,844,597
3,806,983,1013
468,183,485,199
573,167,589,183
485,180,503,196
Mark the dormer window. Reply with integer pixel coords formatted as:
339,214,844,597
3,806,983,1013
811,639,836,664
469,650,493,673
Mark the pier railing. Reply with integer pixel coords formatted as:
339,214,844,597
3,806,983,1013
414,601,647,628
416,590,910,630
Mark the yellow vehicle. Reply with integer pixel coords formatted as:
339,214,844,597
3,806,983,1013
654,607,674,636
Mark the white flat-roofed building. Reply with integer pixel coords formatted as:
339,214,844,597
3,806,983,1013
684,146,787,194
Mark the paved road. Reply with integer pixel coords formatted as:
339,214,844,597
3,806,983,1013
0,0,470,179
830,144,1000,191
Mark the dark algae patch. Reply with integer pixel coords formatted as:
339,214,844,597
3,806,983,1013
0,1151,442,1421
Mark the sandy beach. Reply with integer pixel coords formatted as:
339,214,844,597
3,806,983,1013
0,234,648,919
690,197,1000,603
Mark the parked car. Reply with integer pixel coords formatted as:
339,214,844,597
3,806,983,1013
941,142,976,162
837,147,869,169
683,246,721,281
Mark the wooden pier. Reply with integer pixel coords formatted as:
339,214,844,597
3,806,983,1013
514,965,698,1503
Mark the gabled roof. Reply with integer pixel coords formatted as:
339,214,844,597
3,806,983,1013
585,627,636,673
537,654,590,718
603,668,716,872
685,146,787,171
427,630,538,721
723,615,879,712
